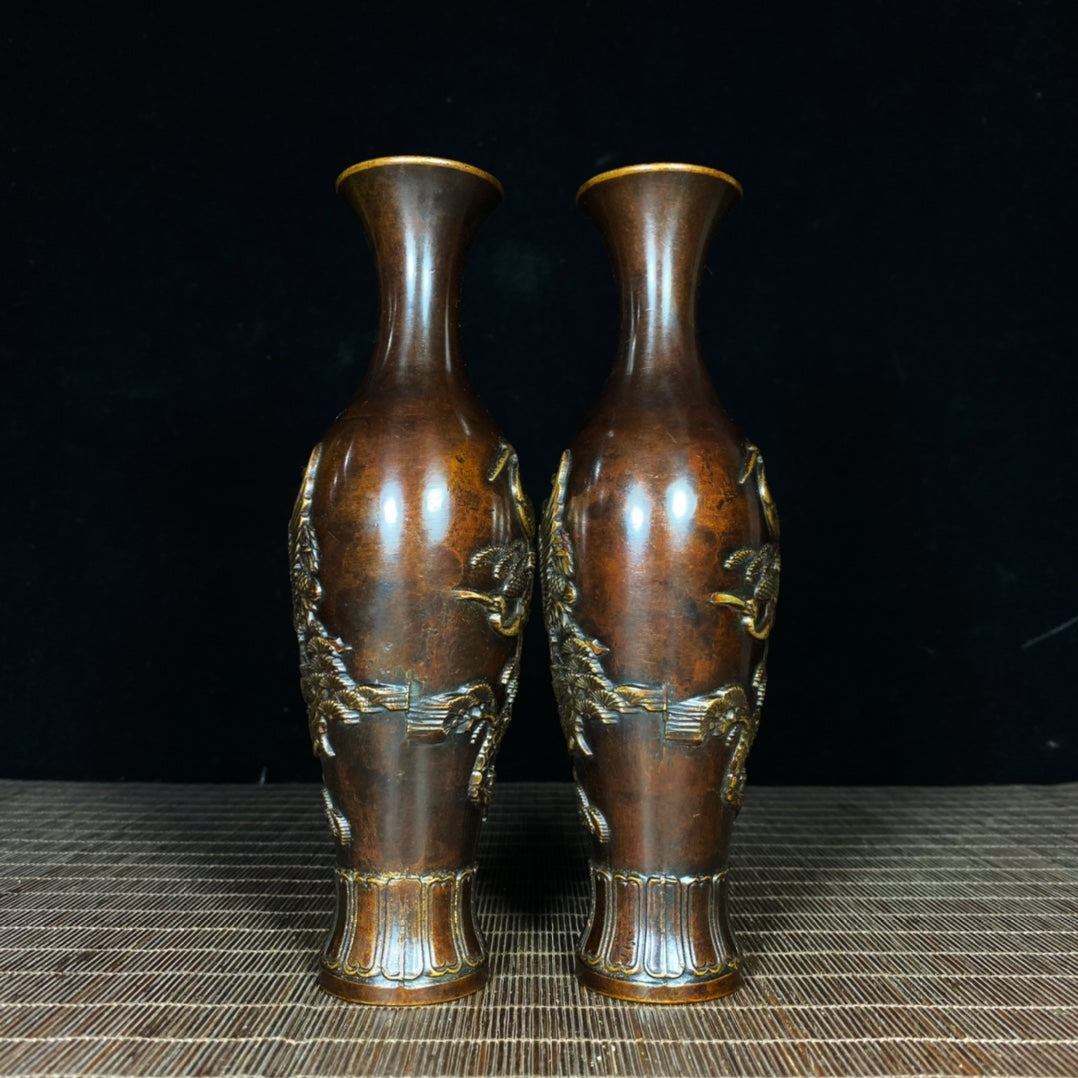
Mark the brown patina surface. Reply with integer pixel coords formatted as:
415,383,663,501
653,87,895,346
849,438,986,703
543,164,779,1002
289,157,534,1004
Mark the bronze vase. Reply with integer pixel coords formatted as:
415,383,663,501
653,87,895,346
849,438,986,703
288,156,534,1005
541,164,779,1003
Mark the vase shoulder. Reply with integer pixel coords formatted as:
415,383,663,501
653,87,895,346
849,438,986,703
560,403,766,701
303,412,529,684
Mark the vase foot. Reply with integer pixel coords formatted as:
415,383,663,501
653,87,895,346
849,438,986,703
318,962,489,1005
576,864,743,1003
318,864,487,1005
577,959,741,1003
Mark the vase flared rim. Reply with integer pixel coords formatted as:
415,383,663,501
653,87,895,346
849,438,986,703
576,163,743,202
335,156,504,196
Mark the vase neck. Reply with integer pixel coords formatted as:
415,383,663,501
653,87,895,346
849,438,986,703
579,166,741,382
337,160,502,389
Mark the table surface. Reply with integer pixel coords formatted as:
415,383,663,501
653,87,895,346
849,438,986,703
0,781,1075,1078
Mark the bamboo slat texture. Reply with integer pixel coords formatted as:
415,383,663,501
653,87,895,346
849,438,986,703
0,781,1075,1077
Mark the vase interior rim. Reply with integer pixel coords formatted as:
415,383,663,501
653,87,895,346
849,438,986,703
335,156,503,196
576,163,743,201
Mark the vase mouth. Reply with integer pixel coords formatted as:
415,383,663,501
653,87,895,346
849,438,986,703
576,163,743,202
335,156,504,197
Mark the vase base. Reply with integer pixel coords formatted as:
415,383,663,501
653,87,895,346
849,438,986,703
318,963,489,1006
317,864,488,1005
576,960,742,1003
577,864,742,1002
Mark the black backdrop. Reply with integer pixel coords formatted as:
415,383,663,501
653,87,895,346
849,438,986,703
3,1,1075,785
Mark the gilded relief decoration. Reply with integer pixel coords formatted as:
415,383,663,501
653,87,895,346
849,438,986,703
321,787,352,847
451,440,535,806
720,441,781,774
321,864,484,984
739,442,780,540
288,441,534,811
574,782,611,847
454,442,534,636
711,441,780,640
708,543,780,640
540,449,779,810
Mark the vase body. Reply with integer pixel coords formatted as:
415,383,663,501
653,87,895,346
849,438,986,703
289,157,534,1005
541,164,779,1003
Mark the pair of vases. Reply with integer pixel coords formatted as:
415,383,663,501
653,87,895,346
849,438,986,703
288,156,779,1006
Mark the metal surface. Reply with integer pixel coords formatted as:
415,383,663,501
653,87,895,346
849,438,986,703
289,156,534,1004
543,163,777,1001
1,781,1076,1076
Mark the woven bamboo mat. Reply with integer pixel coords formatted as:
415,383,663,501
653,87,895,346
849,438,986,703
0,782,1075,1078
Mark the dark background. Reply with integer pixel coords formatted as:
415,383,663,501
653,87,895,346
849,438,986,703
3,1,1075,785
